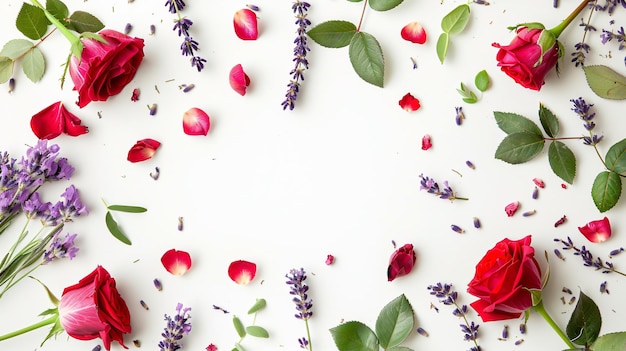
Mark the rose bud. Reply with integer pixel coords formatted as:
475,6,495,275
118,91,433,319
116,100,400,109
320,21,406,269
387,243,416,282
578,217,611,243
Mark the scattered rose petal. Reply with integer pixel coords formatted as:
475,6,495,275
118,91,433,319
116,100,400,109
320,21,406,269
561,183,567,189
399,93,420,112
182,107,211,136
228,260,257,285
401,21,427,44
30,101,88,139
229,64,250,96
325,254,335,265
127,138,161,163
387,243,416,282
234,9,258,40
206,344,218,351
421,134,432,150
131,88,140,101
578,217,611,243
504,201,519,217
161,249,192,276
554,215,567,227
532,178,545,188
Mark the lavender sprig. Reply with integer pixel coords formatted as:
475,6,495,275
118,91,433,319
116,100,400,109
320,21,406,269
419,174,468,201
600,26,626,49
286,268,313,350
165,0,206,71
428,283,481,351
282,1,311,111
158,303,192,351
554,236,626,276
570,97,604,147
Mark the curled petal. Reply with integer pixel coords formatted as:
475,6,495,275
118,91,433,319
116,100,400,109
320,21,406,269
401,21,427,44
387,243,416,281
234,9,258,40
399,93,420,112
183,107,211,136
229,64,250,96
30,101,88,139
578,217,612,243
325,254,335,265
161,249,192,276
505,201,519,217
228,260,257,285
127,138,161,163
421,134,432,150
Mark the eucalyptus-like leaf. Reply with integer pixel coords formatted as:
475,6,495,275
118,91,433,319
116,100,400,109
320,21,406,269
349,32,384,87
494,111,543,136
46,0,69,24
566,291,601,346
307,20,357,48
22,47,45,82
245,325,269,338
16,3,50,40
538,103,559,138
436,32,449,64
548,141,576,184
605,138,626,174
0,39,34,60
462,93,477,104
441,4,470,34
369,0,404,11
474,69,489,92
247,298,267,314
592,171,622,213
375,294,414,349
0,57,14,84
495,132,545,164
457,83,477,103
330,321,379,351
583,65,626,100
105,211,132,245
591,332,626,351
233,315,247,338
66,11,105,33
107,205,148,213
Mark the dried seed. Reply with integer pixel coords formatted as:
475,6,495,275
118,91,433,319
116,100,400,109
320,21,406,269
140,300,149,310
554,215,567,227
153,278,163,291
465,160,475,169
522,210,536,217
177,216,184,231
133,339,140,347
416,327,429,337
473,217,481,228
450,224,464,234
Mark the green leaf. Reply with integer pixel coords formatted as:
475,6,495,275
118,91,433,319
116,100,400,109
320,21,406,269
592,332,626,351
66,11,105,33
583,65,626,100
0,57,14,84
105,211,132,245
494,132,545,164
306,21,356,48
233,315,247,338
566,291,601,346
369,0,404,11
234,343,245,351
441,4,470,34
46,0,69,23
457,82,477,103
16,3,50,40
548,141,576,184
536,31,557,65
349,32,384,87
107,205,148,213
387,347,414,351
592,171,622,213
605,138,626,174
247,298,267,314
474,69,489,92
0,39,35,60
30,276,60,306
375,294,414,349
436,32,449,64
538,103,559,137
246,325,269,338
494,111,543,136
22,47,45,82
330,321,379,351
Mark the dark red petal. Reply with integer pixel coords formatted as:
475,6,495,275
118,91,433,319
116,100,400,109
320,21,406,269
127,138,161,163
30,101,65,139
161,249,192,276
62,107,89,136
228,260,257,285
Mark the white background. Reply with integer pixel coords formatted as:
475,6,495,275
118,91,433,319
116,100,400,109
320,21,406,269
0,0,625,350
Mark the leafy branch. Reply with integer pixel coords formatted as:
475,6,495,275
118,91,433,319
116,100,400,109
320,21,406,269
436,4,470,64
231,298,270,351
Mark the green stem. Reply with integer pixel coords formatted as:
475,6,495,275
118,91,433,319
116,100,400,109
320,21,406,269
549,0,593,38
0,315,57,341
30,0,80,46
304,319,313,351
533,301,576,349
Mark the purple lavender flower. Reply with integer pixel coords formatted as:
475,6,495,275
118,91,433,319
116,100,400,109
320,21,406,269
286,268,313,350
554,236,626,276
419,174,468,201
21,192,50,219
158,303,192,351
43,231,79,264
165,1,205,71
570,97,603,146
165,0,186,13
428,283,481,349
282,1,311,110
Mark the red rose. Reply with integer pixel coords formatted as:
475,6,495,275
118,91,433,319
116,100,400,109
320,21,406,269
492,27,559,91
467,235,542,322
69,29,144,108
58,266,131,350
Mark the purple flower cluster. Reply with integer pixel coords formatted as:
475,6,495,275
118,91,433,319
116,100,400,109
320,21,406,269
165,0,206,71
600,26,625,49
419,174,467,201
43,231,78,264
571,1,626,66
286,268,313,350
570,97,603,146
554,236,625,276
282,1,312,111
158,303,192,351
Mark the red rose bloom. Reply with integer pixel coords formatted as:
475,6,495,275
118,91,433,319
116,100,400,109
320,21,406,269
69,29,145,108
467,235,542,322
58,266,131,350
387,243,416,282
492,27,559,91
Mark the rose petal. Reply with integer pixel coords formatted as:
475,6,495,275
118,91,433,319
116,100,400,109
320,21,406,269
401,21,427,44
578,217,612,243
127,138,161,163
161,249,192,276
505,201,519,217
387,243,416,281
399,93,420,112
234,9,258,40
228,260,257,285
183,107,211,136
30,101,88,139
421,134,432,150
229,64,250,96
325,254,335,265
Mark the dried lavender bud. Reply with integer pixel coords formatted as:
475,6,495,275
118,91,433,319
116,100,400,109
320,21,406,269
473,217,481,228
92,346,102,351
148,103,157,115
455,106,465,125
522,210,536,217
569,296,576,305
500,325,509,340
124,23,133,34
610,247,624,257
178,216,184,231
515,339,524,345
8,78,15,93
246,3,260,11
532,186,539,199
153,278,163,291
554,248,565,261
600,281,609,294
466,160,475,169
451,224,464,234
417,327,429,337
180,83,195,92
150,24,156,35
140,300,149,310
519,323,526,334
410,57,418,69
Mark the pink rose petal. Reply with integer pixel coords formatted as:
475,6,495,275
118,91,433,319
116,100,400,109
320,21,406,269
234,9,258,40
229,64,250,96
228,260,257,285
182,107,211,136
578,217,612,243
127,138,161,163
161,249,192,276
505,201,520,217
325,254,335,265
421,134,432,150
401,21,427,44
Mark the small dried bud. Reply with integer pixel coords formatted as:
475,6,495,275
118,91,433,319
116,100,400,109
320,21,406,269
519,323,526,334
473,217,481,228
554,215,567,227
246,4,260,11
140,300,149,310
148,103,157,115
554,249,565,261
465,160,475,169
450,224,464,234
131,88,140,101
178,216,184,231
515,339,524,346
416,327,429,337
150,24,156,35
133,339,141,347
8,78,15,93
124,23,133,34
153,278,163,291
532,186,539,199
522,210,536,217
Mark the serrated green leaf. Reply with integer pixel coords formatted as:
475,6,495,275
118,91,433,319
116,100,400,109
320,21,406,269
494,111,543,136
66,11,105,33
16,3,50,40
0,39,34,60
0,57,14,84
105,211,132,245
247,298,267,314
495,132,545,164
233,315,246,338
538,103,559,137
592,332,626,351
306,21,356,48
375,294,414,349
349,32,384,87
22,47,45,82
369,0,404,11
436,32,449,64
592,171,622,213
474,69,489,92
107,205,148,213
548,141,576,184
566,291,601,346
330,321,378,351
387,347,414,351
246,325,269,338
605,138,626,174
441,4,470,34
46,0,69,23
583,65,626,100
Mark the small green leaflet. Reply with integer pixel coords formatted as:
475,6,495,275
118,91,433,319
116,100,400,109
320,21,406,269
247,298,267,314
105,211,131,245
583,65,626,100
107,205,148,213
22,47,45,82
16,3,50,41
369,0,404,11
548,141,576,184
538,104,559,138
306,20,357,48
457,82,477,103
474,70,490,92
66,11,105,34
233,316,246,338
566,291,602,347
349,32,384,87
436,33,449,64
592,171,622,213
437,4,470,63
591,332,626,351
245,326,269,338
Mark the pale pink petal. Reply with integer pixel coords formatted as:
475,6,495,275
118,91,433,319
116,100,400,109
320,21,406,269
401,21,427,44
228,260,257,285
234,9,258,40
229,64,250,96
161,249,192,276
182,107,211,136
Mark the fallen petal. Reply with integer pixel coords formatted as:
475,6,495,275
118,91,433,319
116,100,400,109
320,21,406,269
421,134,432,150
387,243,416,281
229,64,250,96
30,101,88,139
234,9,258,40
183,107,211,136
401,21,427,44
228,260,257,285
127,138,161,163
325,254,335,265
161,249,192,276
505,201,520,217
399,93,420,112
578,217,612,243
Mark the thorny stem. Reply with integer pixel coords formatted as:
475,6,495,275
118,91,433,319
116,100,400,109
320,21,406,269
356,0,368,32
533,301,576,349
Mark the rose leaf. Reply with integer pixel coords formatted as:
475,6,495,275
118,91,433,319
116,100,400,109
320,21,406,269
548,141,576,184
494,111,543,136
474,69,490,92
16,3,49,41
583,65,626,100
349,32,384,87
566,291,601,347
46,0,69,24
591,171,622,213
538,103,559,138
0,57,14,84
369,0,404,11
375,294,414,349
66,11,105,33
605,138,626,174
22,47,45,83
0,39,35,60
494,132,545,164
306,21,356,48
436,32,449,64
441,4,470,34
330,321,378,351
591,332,626,351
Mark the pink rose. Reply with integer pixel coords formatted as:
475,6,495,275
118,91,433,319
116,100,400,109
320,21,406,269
69,29,144,107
